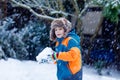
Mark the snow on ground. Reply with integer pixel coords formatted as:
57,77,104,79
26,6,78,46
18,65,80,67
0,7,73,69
0,58,120,80
83,65,120,80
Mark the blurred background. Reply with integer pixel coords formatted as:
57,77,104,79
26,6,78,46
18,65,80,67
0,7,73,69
0,0,120,75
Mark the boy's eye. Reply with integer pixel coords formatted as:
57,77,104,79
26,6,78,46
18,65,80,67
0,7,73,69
55,29,58,31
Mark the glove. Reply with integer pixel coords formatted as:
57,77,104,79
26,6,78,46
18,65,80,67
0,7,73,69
51,52,59,60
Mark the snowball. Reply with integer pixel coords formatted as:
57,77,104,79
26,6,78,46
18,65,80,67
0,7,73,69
36,47,54,63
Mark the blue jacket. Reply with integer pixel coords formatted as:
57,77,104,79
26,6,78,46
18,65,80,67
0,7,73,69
55,30,82,80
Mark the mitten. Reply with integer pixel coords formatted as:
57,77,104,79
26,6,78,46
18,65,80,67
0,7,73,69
51,52,59,60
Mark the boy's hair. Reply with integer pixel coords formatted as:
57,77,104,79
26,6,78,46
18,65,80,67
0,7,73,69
50,18,72,41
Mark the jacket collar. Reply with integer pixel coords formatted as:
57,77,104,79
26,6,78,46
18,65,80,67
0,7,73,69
56,37,64,43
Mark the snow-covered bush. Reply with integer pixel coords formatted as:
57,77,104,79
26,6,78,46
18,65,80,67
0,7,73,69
0,46,7,60
0,16,50,60
18,19,50,60
93,0,120,23
0,18,29,60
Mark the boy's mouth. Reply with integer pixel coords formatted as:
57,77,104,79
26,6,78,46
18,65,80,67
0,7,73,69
57,33,61,35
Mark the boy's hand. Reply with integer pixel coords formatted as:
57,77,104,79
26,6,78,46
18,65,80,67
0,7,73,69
51,52,58,60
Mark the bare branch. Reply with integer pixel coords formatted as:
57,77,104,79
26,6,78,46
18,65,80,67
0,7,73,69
10,0,78,20
72,0,80,16
10,0,55,20
57,0,64,11
79,1,92,18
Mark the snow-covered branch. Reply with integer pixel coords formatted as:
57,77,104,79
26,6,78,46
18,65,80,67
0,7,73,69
10,0,55,20
10,0,88,20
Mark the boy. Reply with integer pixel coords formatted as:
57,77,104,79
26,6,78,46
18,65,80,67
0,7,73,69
50,17,82,80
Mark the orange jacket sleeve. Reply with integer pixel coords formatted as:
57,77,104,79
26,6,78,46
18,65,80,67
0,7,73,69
57,47,81,61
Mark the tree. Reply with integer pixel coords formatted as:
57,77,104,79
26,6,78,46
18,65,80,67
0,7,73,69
9,0,87,35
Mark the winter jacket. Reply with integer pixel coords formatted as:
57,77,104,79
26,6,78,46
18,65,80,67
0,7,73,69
55,30,82,80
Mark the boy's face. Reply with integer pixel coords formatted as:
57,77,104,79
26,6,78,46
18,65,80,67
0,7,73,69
55,27,65,38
